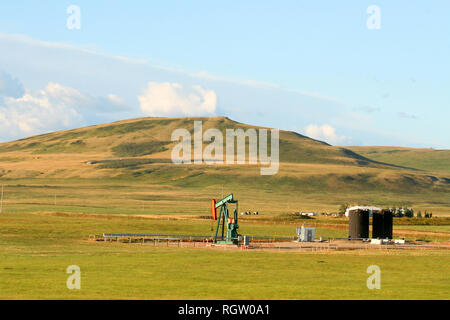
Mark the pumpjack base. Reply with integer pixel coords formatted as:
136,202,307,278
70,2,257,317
211,243,238,248
215,240,238,245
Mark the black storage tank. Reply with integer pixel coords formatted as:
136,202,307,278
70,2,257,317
372,211,384,238
382,210,393,239
348,210,369,239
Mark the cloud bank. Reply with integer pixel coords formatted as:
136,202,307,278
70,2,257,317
0,77,126,141
1,32,446,148
139,82,217,116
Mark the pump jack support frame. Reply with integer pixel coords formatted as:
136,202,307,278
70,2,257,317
212,194,240,245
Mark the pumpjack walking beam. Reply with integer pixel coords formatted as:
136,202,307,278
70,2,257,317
211,194,240,245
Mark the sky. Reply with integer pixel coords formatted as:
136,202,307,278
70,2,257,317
0,0,449,148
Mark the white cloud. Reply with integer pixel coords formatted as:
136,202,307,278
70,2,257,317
106,94,124,106
193,71,341,103
138,82,217,116
0,71,25,98
41,83,126,112
2,32,446,149
0,85,82,138
0,33,341,104
0,80,127,141
305,124,351,145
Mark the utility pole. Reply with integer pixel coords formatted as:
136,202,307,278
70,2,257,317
54,194,56,206
0,185,4,214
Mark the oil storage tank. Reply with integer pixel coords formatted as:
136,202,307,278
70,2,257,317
372,211,384,238
348,210,369,239
372,210,394,239
382,210,393,239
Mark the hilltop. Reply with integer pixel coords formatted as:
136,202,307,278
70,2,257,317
1,116,384,167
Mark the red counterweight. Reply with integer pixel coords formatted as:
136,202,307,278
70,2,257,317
211,199,217,221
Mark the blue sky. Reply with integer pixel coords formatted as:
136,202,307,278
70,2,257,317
0,1,449,148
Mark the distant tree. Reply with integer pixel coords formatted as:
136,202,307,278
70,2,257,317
405,208,414,218
338,203,350,214
395,207,404,218
417,210,422,218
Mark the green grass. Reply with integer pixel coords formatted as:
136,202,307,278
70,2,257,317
0,117,449,299
0,212,449,299
348,146,450,173
395,225,450,232
0,173,448,219
111,141,170,157
91,159,170,169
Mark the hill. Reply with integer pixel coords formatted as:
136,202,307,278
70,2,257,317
347,146,450,173
1,116,385,167
0,117,449,216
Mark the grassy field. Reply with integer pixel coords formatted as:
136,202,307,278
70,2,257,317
0,175,448,217
0,212,449,300
0,117,449,299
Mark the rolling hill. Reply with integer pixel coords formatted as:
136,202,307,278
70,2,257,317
0,117,449,216
1,116,385,166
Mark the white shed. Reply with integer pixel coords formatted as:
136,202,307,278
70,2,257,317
345,206,382,218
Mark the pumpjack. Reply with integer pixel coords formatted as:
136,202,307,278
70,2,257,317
211,194,240,245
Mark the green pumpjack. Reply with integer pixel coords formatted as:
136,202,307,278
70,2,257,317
212,194,240,245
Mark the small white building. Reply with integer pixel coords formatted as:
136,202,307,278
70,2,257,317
297,226,316,242
345,206,382,218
